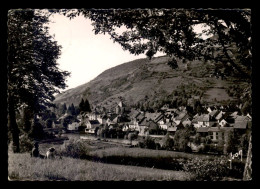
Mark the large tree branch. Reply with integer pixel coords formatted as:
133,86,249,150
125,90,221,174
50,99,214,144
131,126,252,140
213,20,251,80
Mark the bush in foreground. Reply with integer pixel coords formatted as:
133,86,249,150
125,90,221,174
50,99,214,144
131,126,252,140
58,139,89,159
182,157,244,181
138,136,156,149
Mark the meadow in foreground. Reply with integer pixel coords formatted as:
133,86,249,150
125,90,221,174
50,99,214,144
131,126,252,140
8,152,193,181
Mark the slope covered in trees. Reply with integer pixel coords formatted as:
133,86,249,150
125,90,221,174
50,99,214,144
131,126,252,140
54,55,248,113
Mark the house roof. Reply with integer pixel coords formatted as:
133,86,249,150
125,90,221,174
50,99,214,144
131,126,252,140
192,115,199,123
113,116,119,123
197,115,205,122
216,111,224,120
178,107,183,112
230,111,238,118
175,112,188,120
209,110,219,117
219,118,227,123
220,127,234,132
139,117,148,126
155,114,164,122
108,114,118,121
208,126,234,132
148,120,158,129
129,109,140,118
167,122,177,127
202,115,210,122
234,121,248,129
208,127,220,132
145,112,161,121
196,127,209,133
166,108,178,113
136,113,145,121
168,126,177,132
182,120,192,126
235,115,251,122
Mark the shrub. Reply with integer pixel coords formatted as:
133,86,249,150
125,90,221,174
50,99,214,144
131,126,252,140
139,136,156,149
205,136,212,144
161,133,174,150
128,132,138,141
19,134,34,153
155,143,161,150
138,140,145,148
28,119,45,140
183,157,230,181
59,139,89,159
194,133,201,145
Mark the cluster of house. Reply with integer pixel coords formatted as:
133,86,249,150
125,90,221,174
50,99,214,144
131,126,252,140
67,101,252,144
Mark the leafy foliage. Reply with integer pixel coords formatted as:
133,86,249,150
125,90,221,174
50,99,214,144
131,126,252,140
161,133,175,150
7,9,70,152
8,9,70,113
139,136,156,149
59,8,251,80
19,133,34,153
183,157,230,181
174,126,195,152
59,139,90,159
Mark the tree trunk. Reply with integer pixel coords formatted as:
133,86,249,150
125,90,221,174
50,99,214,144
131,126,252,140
8,94,20,153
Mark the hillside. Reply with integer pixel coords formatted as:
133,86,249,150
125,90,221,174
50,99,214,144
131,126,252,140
54,55,239,109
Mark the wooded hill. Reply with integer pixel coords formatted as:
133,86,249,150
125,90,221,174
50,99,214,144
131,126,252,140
54,55,248,110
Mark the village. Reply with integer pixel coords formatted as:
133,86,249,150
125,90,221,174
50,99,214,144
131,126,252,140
45,99,252,156
7,9,253,181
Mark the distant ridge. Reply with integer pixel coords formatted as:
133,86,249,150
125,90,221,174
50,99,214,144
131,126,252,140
54,55,236,109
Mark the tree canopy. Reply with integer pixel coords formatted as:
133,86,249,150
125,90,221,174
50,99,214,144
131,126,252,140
57,8,251,80
8,9,70,113
7,9,70,152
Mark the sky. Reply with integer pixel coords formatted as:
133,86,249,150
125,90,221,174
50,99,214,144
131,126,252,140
48,13,208,90
48,14,164,90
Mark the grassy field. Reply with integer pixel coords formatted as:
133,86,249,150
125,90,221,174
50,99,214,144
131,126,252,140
8,136,244,181
8,152,193,181
89,146,218,160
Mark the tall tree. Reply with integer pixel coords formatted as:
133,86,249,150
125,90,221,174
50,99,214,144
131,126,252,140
70,103,76,115
62,103,67,114
66,103,76,115
79,98,85,113
7,9,70,152
84,99,91,113
79,98,91,113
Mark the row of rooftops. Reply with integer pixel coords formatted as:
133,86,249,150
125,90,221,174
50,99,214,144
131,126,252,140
77,103,252,131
